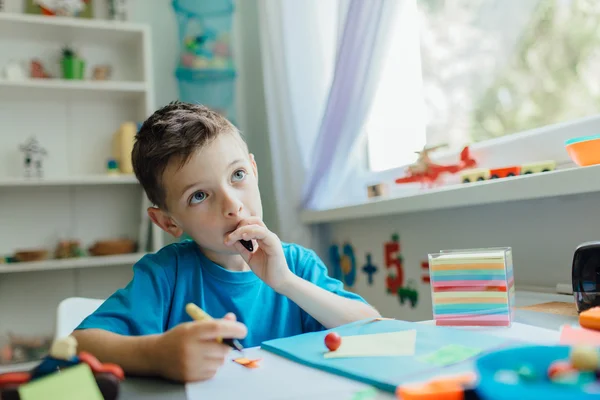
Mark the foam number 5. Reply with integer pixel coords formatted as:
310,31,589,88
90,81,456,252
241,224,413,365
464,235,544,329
384,234,404,294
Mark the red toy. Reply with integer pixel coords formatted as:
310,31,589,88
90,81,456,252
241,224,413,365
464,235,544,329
0,351,123,400
325,332,342,351
395,145,477,187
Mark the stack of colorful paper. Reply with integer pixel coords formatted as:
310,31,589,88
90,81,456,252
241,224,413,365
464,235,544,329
428,247,514,327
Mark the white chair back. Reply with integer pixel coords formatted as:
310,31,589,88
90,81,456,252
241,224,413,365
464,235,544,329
55,297,104,339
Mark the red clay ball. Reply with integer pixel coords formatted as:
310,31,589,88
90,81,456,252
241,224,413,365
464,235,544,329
325,332,342,351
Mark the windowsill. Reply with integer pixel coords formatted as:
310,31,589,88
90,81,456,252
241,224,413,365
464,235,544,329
301,164,600,224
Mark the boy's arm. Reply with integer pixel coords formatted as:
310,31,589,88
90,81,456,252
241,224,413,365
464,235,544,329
278,274,381,329
71,329,161,376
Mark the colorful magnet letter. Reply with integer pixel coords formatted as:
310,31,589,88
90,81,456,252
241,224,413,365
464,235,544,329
362,253,378,285
325,332,342,351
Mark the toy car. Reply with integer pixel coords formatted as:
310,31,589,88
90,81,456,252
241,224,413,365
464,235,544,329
0,351,123,400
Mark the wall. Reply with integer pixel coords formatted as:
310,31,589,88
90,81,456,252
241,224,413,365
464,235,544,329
317,190,598,322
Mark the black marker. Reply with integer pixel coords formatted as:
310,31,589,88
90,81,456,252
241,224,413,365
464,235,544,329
240,239,253,252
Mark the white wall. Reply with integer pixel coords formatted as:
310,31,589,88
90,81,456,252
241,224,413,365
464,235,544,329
316,190,596,322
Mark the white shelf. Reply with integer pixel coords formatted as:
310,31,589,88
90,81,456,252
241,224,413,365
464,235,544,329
0,79,147,100
0,174,139,187
0,252,147,274
301,164,600,223
0,12,146,45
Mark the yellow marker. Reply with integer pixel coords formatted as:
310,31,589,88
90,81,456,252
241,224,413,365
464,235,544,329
185,303,244,352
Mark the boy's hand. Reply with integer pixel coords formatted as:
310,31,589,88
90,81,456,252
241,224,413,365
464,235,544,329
154,313,247,382
224,217,293,292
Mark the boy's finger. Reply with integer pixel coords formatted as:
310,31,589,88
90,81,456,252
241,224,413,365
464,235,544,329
223,312,237,321
237,217,266,228
200,341,232,359
225,225,268,244
193,320,248,340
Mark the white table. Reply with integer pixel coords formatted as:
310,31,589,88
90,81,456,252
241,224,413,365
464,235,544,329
184,320,563,400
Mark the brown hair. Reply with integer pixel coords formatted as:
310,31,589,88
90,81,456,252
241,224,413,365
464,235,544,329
132,101,242,210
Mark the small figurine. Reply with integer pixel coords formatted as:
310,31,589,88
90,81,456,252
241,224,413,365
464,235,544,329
92,65,111,80
108,0,129,21
19,137,47,178
30,336,79,380
29,59,51,79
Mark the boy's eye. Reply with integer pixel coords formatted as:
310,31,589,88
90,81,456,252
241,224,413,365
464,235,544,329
232,169,247,182
189,191,207,205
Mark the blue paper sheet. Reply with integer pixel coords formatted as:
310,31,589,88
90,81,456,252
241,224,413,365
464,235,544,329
261,319,519,393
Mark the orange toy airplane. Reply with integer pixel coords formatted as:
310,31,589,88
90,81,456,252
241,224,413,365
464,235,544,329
395,145,476,187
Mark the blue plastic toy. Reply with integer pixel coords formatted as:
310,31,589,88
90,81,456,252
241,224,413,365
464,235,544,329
475,345,600,400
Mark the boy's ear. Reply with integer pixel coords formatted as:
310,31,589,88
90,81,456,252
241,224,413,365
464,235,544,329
249,153,258,181
147,207,184,238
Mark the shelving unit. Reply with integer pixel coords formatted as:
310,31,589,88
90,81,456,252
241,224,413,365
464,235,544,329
0,12,164,338
0,252,148,274
0,174,139,187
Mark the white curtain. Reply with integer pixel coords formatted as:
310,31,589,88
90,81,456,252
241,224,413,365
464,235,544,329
258,0,399,246
257,0,339,247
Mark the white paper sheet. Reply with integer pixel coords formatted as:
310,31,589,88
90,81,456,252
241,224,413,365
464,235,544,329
324,330,416,359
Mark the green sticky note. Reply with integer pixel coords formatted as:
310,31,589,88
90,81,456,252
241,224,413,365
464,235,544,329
19,363,104,400
351,387,378,400
418,344,481,367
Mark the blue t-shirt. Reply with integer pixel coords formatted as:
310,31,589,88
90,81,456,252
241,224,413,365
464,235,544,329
76,240,367,347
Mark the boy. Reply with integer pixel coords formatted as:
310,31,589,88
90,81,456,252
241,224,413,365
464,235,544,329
72,101,380,382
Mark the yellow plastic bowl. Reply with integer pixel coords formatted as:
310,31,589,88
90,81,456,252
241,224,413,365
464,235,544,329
565,135,600,166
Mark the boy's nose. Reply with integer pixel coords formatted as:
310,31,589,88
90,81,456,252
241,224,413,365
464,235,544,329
223,194,243,217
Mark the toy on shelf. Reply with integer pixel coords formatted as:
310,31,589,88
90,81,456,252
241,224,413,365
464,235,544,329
460,160,556,183
61,46,85,80
29,59,51,79
29,0,92,18
54,240,83,259
0,335,123,400
428,247,515,327
111,122,136,174
565,134,600,167
13,248,49,262
92,65,112,81
366,183,388,199
19,137,47,178
88,239,136,256
108,0,129,21
2,61,27,80
395,145,477,187
106,158,119,175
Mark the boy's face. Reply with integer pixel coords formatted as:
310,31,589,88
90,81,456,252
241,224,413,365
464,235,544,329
149,132,263,254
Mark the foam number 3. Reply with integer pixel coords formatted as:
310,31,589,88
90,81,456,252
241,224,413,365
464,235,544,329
384,234,404,294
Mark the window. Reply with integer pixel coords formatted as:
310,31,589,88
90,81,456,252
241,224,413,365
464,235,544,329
366,0,600,172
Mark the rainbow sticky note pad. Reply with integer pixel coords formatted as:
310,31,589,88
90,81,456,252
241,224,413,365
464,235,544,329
428,247,514,327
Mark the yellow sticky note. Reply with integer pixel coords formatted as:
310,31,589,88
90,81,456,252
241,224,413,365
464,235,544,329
324,329,416,358
19,363,104,400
